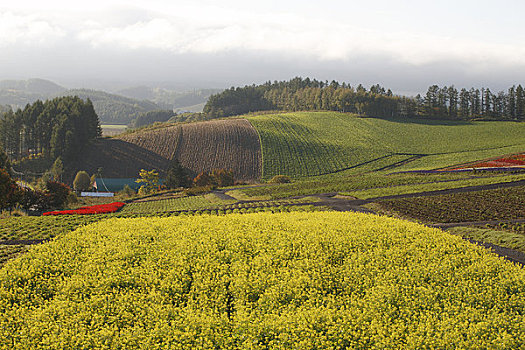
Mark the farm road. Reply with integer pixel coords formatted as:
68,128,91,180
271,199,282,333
216,179,525,214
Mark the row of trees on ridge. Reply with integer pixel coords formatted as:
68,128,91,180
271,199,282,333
204,77,525,121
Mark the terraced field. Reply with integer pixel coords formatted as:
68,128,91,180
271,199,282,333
247,112,525,178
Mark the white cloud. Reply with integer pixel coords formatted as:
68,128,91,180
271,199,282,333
1,0,525,85
0,12,65,47
73,10,525,69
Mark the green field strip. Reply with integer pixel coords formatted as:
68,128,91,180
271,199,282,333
343,173,525,199
120,196,223,214
448,226,525,255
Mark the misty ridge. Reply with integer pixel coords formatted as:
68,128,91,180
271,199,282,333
0,78,221,125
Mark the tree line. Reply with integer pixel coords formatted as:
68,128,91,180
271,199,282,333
204,77,525,121
0,96,101,162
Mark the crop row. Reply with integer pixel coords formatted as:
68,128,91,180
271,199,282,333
0,245,27,266
344,173,525,199
174,119,262,180
378,185,525,223
120,119,262,180
447,226,525,255
119,124,182,160
1,212,524,348
489,222,525,235
249,114,350,177
0,206,323,243
120,195,319,214
238,171,512,199
119,196,216,214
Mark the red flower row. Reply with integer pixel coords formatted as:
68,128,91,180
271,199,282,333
452,154,525,170
43,202,126,216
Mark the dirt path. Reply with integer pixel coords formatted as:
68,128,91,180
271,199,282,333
430,219,525,229
467,239,525,266
0,239,46,246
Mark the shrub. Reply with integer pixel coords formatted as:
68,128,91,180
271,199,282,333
119,185,136,197
136,169,160,194
45,180,71,208
268,175,292,184
73,171,91,192
18,188,51,212
184,185,215,196
193,172,216,187
211,168,235,187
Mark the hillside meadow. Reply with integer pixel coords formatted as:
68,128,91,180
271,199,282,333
77,112,525,181
1,212,525,349
247,112,525,178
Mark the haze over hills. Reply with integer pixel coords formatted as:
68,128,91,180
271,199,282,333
0,78,217,124
116,86,221,112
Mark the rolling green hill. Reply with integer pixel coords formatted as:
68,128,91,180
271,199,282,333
247,112,525,178
58,89,160,124
0,78,66,106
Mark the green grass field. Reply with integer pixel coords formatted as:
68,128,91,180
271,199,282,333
448,226,525,255
247,112,525,178
232,172,520,200
343,173,525,199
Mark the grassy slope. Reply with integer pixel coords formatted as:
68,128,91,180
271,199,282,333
247,112,525,178
344,173,525,199
448,226,525,255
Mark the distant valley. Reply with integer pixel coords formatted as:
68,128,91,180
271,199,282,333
0,78,220,125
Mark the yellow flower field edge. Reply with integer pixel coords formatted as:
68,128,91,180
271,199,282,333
1,212,524,349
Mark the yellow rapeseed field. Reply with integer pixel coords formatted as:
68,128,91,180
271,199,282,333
0,212,524,349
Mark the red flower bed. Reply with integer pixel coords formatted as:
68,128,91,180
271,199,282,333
43,202,126,216
452,153,525,170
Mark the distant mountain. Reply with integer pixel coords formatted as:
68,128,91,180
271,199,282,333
57,89,161,124
0,78,67,107
117,86,221,112
0,78,66,95
0,78,219,124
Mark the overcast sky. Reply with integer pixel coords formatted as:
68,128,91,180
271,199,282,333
1,0,525,94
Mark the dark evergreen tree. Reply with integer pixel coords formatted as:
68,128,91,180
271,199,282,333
516,85,525,120
165,158,190,189
459,88,470,120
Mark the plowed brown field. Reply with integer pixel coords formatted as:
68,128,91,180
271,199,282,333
174,119,261,180
119,125,182,160
113,119,261,180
